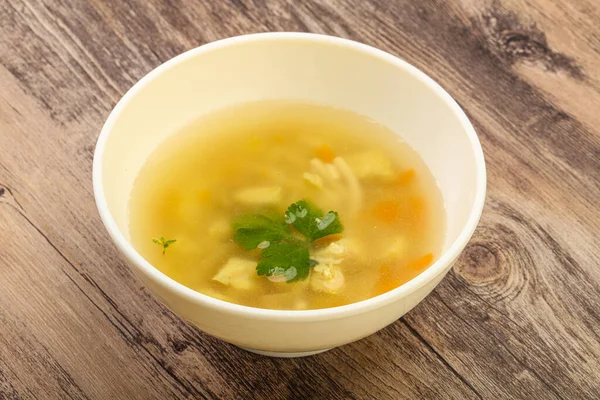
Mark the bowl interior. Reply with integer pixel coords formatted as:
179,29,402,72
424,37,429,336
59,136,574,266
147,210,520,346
98,33,483,279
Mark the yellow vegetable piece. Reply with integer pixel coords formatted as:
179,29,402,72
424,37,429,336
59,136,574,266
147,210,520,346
234,186,282,205
213,257,257,290
345,151,394,180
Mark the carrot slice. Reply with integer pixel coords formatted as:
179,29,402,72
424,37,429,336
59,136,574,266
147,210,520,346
377,264,415,294
395,169,415,185
377,264,397,294
313,233,343,248
315,144,336,163
376,254,435,295
372,200,402,223
406,253,434,270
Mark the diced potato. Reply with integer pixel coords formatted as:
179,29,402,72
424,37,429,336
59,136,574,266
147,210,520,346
311,264,345,293
234,186,282,205
212,257,257,290
346,151,394,180
208,217,230,240
381,236,406,260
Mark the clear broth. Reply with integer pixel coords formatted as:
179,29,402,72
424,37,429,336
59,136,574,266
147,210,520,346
129,101,445,310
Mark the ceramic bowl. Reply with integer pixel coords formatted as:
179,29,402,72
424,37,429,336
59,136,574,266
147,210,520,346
93,32,486,357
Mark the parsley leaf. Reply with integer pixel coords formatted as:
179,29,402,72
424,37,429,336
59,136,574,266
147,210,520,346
232,211,293,250
232,199,344,282
152,236,177,255
256,241,311,282
285,200,343,241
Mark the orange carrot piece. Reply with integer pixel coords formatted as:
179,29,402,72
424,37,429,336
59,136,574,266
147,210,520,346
313,233,343,248
395,169,415,185
406,253,434,270
372,200,402,223
315,144,336,163
377,264,397,294
407,196,426,228
377,255,434,295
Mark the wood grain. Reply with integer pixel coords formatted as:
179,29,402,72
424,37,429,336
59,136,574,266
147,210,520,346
1,0,599,398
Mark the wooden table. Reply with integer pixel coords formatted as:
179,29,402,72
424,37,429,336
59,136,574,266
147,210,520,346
1,0,599,398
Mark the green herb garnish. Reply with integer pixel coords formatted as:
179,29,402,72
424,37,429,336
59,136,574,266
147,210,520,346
152,236,177,255
285,200,343,241
232,200,343,282
256,241,311,281
232,211,292,250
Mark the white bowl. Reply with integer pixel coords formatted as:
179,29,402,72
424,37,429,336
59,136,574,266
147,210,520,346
93,32,486,357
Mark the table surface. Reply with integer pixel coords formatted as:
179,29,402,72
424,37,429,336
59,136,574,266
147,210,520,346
1,0,599,399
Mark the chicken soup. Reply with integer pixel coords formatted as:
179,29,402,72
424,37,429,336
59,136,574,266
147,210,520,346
129,100,445,310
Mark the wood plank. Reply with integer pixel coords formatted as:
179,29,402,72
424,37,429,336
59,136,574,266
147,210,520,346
0,0,599,398
0,33,478,400
0,191,192,399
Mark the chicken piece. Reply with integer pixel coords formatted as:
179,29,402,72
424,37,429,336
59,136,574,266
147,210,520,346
310,264,345,294
329,237,367,263
234,186,282,206
345,151,394,180
314,240,345,258
212,257,257,290
311,241,346,294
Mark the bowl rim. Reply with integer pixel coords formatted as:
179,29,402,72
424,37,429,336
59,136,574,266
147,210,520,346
93,32,486,322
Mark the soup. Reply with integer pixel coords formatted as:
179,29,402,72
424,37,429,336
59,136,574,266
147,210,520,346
129,101,445,310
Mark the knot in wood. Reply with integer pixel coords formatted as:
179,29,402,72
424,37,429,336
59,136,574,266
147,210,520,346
454,242,505,285
170,339,189,354
500,30,548,61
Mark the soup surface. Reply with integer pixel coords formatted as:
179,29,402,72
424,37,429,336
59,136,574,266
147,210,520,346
129,101,445,310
